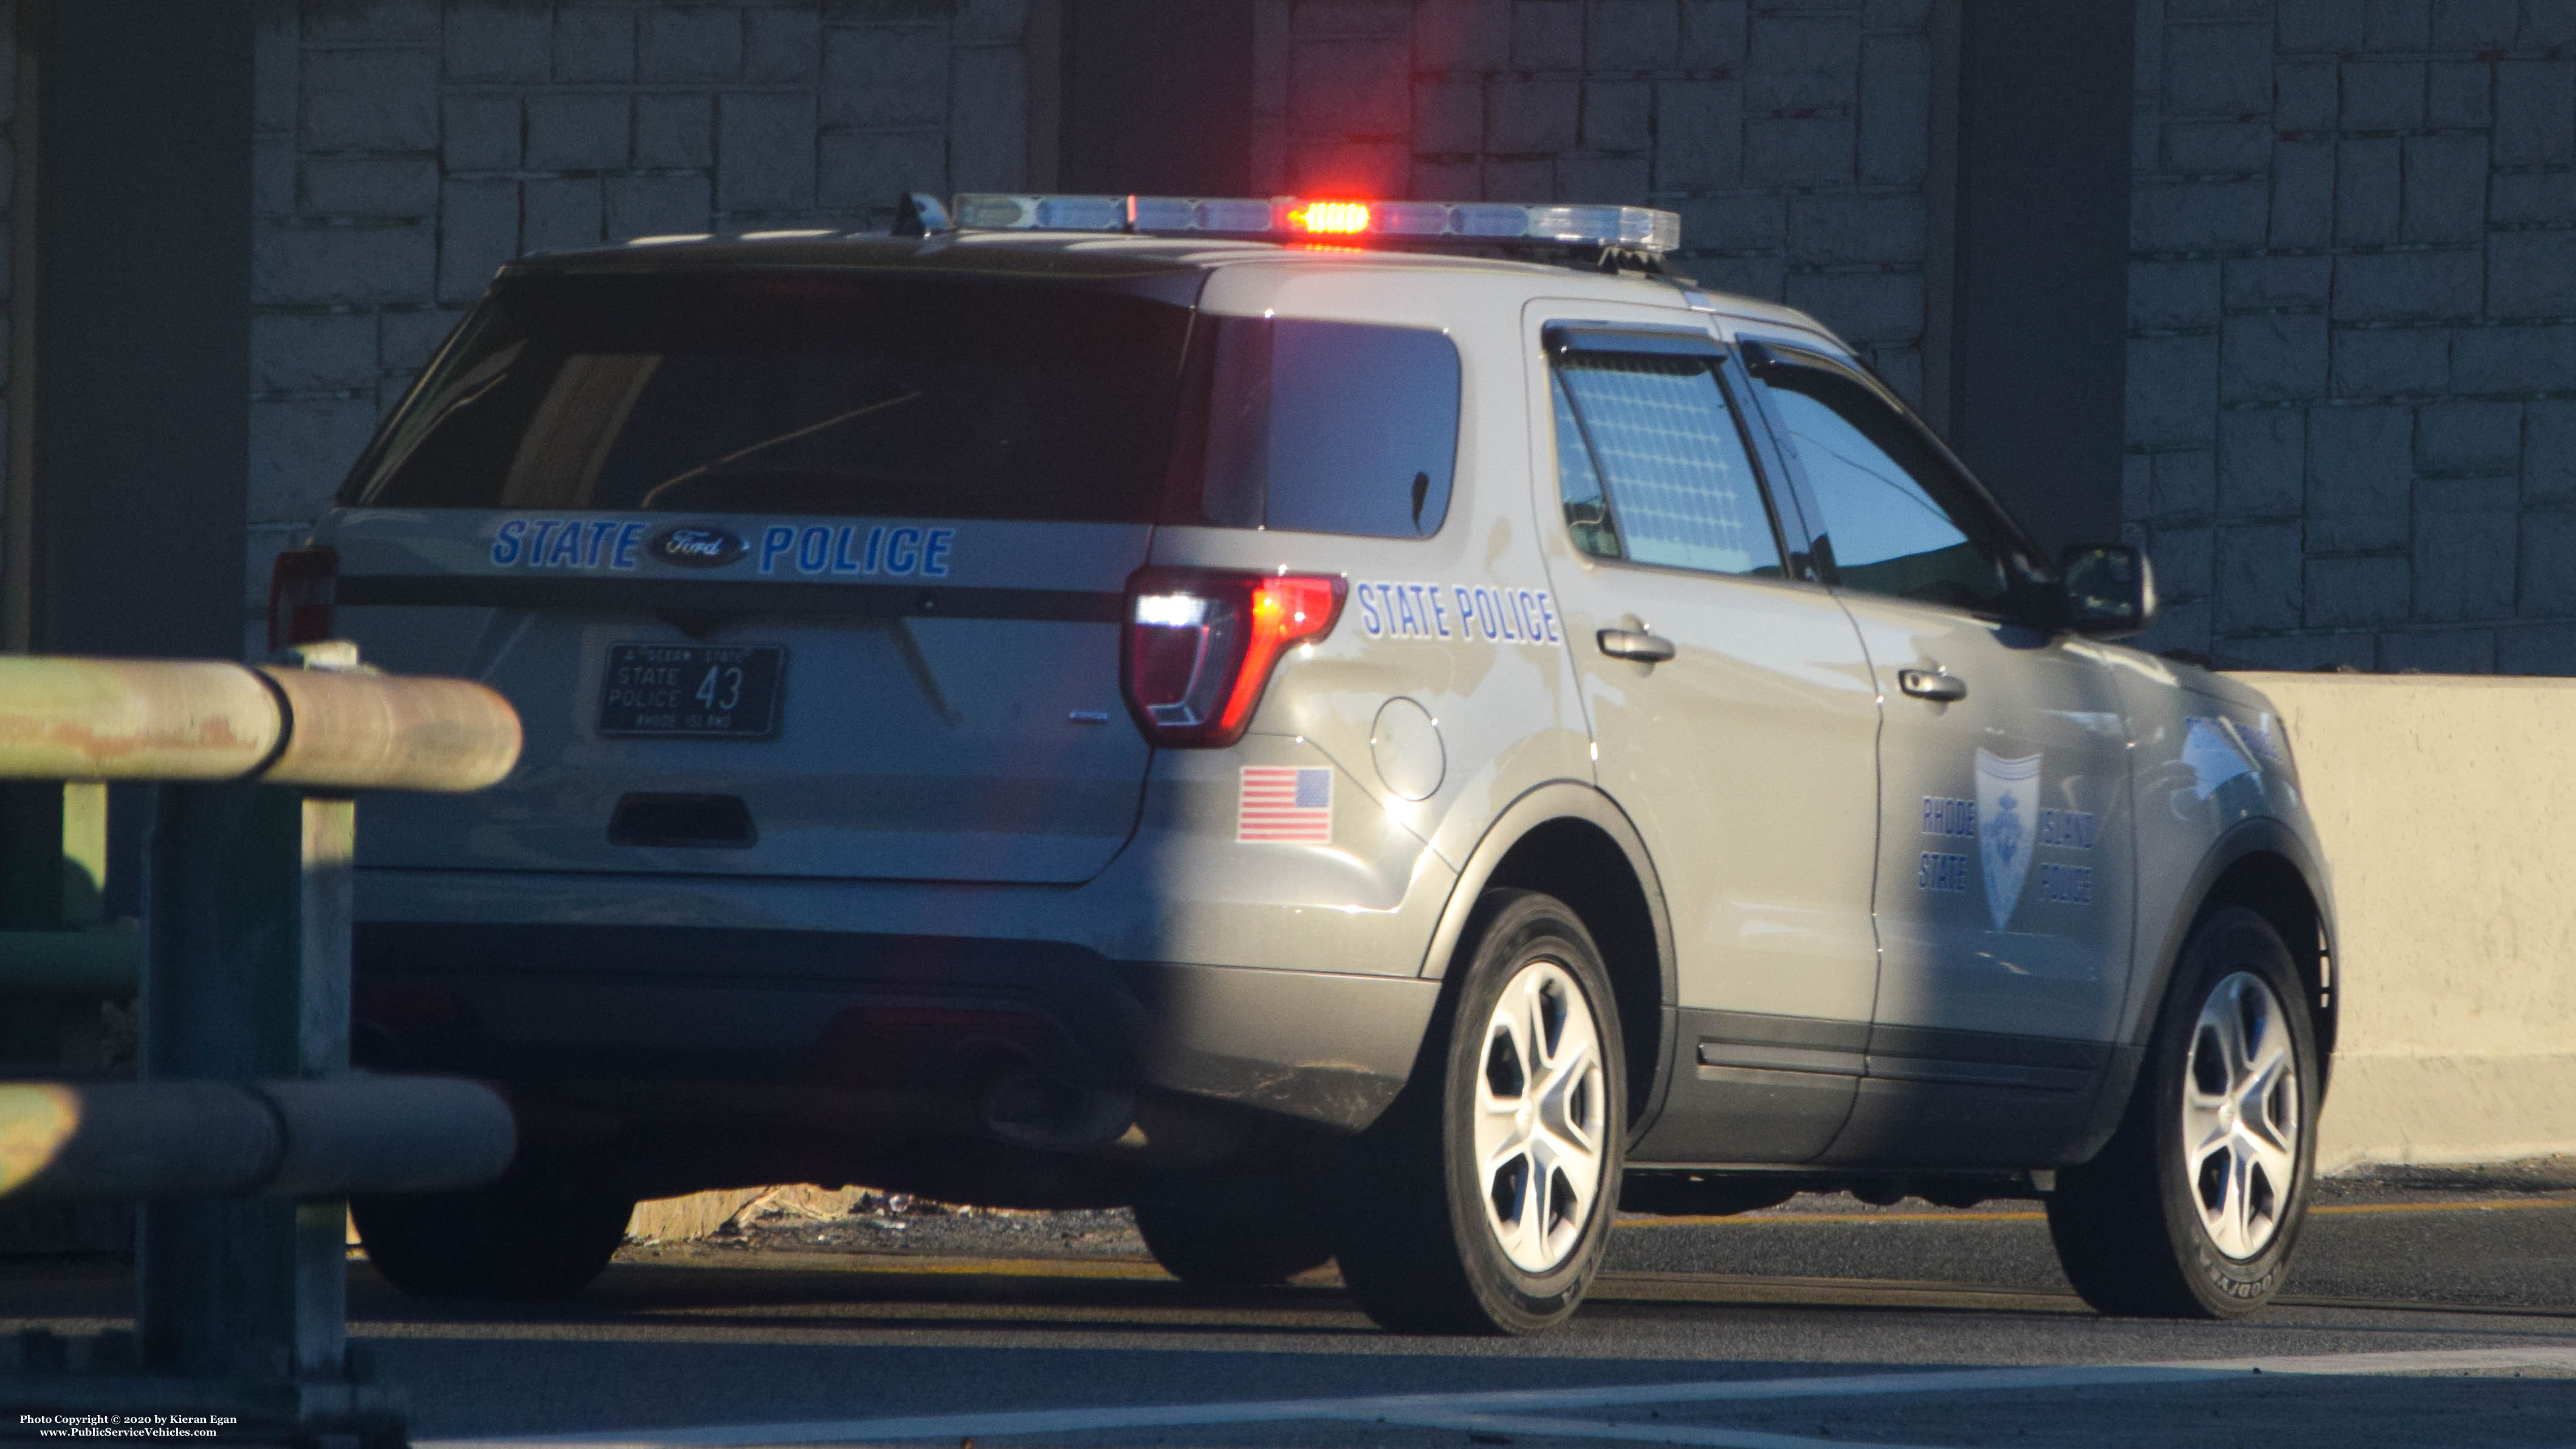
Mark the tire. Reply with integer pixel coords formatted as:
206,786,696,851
1329,890,1626,1335
2047,905,2319,1318
1133,1200,1334,1286
354,1169,635,1301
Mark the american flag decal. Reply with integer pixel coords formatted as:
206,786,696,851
1238,766,1333,844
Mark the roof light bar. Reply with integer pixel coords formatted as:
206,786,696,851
951,193,1682,255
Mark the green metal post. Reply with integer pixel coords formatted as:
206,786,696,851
0,779,70,1066
1,780,112,1070
135,783,353,1392
294,794,356,1379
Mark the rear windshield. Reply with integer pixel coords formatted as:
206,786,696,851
346,271,1197,522
346,270,1462,539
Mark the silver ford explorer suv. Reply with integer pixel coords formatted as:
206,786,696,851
290,192,2337,1333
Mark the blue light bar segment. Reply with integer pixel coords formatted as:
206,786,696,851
1127,196,1196,230
1036,195,1126,230
1374,202,1451,236
1196,197,1279,232
1452,204,1532,238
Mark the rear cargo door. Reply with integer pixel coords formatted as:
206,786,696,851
323,263,1197,885
337,512,1149,883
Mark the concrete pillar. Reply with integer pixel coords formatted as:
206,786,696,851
5,1,256,919
12,0,255,662
1925,1,2136,555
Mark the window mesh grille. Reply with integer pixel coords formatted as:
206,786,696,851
1557,355,1776,577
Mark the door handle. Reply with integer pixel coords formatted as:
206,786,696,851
1597,628,1676,663
1898,668,1967,702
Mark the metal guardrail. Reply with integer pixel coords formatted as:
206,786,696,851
0,653,518,790
0,1077,516,1201
0,645,523,1447
0,917,137,996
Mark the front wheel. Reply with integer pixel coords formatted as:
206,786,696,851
2047,905,2319,1318
1329,891,1626,1335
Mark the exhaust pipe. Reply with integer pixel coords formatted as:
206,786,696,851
981,1072,1135,1151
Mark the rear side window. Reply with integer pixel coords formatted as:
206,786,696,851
1549,351,1783,578
346,272,1196,522
1170,317,1461,538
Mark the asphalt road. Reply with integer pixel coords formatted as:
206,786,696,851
7,1177,2576,1448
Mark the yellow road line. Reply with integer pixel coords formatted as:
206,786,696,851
2313,1195,2576,1217
1620,1195,2576,1229
625,1246,1177,1280
832,1255,1171,1280
1622,1208,2046,1227
1591,1270,2083,1314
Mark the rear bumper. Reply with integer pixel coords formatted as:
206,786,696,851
353,920,1440,1137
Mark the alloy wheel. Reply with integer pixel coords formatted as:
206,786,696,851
2179,970,2301,1259
1470,957,1609,1273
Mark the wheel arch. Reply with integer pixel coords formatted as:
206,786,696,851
2067,818,2337,1167
1419,781,1677,1136
2131,818,2338,1088
2202,848,2337,1083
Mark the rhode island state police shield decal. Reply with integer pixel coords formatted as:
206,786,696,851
1975,748,2041,932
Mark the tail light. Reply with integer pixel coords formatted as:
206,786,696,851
1122,568,1345,747
267,546,338,651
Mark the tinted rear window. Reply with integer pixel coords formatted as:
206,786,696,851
1168,317,1461,538
346,272,1196,522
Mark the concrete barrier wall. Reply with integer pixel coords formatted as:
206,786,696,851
2238,672,2576,1172
623,673,2576,1236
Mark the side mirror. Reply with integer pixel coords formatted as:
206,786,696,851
2058,543,2157,639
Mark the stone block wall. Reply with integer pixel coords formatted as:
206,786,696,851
242,0,1938,647
1256,0,1935,398
2128,0,2576,672
233,0,2576,675
244,0,1032,646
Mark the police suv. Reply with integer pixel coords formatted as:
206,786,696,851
296,192,2335,1333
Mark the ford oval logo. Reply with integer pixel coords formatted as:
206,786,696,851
649,526,748,569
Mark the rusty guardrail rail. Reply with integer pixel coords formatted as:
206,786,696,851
0,653,519,790
0,645,521,1447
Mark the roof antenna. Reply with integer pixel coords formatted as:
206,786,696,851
894,193,952,238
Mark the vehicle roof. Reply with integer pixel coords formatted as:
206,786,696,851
500,230,1830,338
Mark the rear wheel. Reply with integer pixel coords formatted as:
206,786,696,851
1133,1200,1334,1286
354,1166,634,1301
1329,891,1625,1335
2047,905,2318,1318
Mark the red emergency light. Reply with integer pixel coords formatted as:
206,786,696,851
1289,200,1373,235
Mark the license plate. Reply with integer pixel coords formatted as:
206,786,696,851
598,644,784,738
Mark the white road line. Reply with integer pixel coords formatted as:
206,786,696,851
419,1368,2216,1449
1360,1410,1934,1449
2192,1346,2576,1377
420,1343,2576,1449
